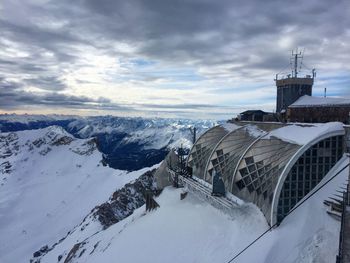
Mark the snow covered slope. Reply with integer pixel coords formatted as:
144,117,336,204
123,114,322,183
0,126,152,263
39,157,348,263
39,188,268,263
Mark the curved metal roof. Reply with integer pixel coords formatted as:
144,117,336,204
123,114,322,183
203,125,266,189
187,123,240,180
186,121,345,225
231,135,301,222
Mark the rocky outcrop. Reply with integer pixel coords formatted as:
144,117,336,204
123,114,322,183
93,169,158,229
71,138,97,156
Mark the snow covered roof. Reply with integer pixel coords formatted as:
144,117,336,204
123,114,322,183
221,122,240,132
263,122,344,145
289,95,350,108
187,121,346,225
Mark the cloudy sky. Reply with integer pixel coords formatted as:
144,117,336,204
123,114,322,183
0,0,349,119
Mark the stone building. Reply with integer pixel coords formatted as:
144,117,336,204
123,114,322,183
276,76,314,113
288,95,350,124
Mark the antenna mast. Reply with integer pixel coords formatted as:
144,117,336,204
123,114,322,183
291,48,303,78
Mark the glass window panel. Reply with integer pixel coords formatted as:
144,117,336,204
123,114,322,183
239,168,248,176
243,176,251,185
247,184,254,193
251,171,258,180
216,149,223,156
236,179,245,190
298,173,303,181
245,156,254,165
256,161,264,169
298,190,303,197
248,164,256,173
263,191,268,199
252,180,259,189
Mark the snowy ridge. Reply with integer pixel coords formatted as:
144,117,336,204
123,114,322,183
0,114,217,150
0,114,218,170
0,127,153,263
66,116,216,150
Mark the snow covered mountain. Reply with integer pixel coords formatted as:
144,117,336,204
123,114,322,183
0,114,217,171
0,126,157,263
0,122,346,263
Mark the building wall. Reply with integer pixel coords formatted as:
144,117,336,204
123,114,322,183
241,113,264,122
288,106,350,124
276,135,344,223
276,77,313,113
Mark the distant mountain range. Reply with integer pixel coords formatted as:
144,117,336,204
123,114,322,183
0,114,218,171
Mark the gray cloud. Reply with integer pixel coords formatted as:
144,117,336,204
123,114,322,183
138,103,220,110
0,77,130,111
24,76,67,91
0,76,235,113
0,0,349,117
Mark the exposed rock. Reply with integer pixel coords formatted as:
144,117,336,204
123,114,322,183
64,242,85,263
93,169,158,229
33,245,49,258
71,139,96,156
95,203,119,227
33,138,45,148
0,161,12,174
39,147,52,156
52,136,74,146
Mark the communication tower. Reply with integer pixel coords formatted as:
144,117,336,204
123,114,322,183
275,48,316,113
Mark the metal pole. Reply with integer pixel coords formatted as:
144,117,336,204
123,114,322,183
294,52,298,78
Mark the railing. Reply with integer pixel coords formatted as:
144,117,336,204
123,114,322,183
166,167,239,215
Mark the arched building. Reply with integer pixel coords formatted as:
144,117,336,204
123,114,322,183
187,122,345,225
